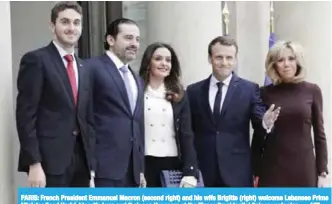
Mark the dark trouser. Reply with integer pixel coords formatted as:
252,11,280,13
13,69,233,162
46,135,90,187
204,163,228,187
144,156,180,187
94,149,137,187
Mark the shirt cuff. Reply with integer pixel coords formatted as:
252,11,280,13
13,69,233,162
181,176,197,186
262,120,273,134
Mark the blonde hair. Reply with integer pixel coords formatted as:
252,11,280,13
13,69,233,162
265,40,306,85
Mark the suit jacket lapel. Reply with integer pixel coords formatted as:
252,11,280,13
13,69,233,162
76,56,84,110
46,42,75,107
200,76,215,125
130,66,142,117
171,100,181,120
100,54,131,115
220,74,239,118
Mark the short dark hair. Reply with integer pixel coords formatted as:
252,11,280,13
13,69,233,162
139,42,184,103
104,18,138,50
208,36,238,56
51,1,82,24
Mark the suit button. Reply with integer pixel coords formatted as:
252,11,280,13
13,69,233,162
216,131,220,135
72,130,78,136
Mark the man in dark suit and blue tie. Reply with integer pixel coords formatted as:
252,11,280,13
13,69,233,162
16,1,95,187
86,18,146,187
187,36,280,187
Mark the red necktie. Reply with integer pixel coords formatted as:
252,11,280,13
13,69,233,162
64,54,78,105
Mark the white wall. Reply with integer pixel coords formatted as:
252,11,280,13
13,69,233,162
0,1,14,203
146,1,223,86
233,1,270,85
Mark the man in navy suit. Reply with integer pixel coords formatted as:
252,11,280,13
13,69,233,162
187,36,280,187
16,1,95,187
86,18,145,187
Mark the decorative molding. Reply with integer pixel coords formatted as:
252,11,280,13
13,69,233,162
222,1,230,36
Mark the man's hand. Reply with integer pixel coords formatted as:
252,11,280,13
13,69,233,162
318,172,328,187
28,163,46,187
254,176,259,187
90,171,95,188
263,104,281,129
179,176,197,188
139,173,147,188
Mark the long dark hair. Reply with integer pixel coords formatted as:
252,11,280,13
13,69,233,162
139,42,184,103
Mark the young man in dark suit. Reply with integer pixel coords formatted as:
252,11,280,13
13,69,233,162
187,36,280,187
86,18,146,187
16,1,95,187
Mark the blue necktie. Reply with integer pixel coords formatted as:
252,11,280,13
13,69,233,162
213,82,223,123
120,66,135,113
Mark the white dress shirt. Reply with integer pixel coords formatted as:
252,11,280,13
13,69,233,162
106,51,138,107
209,73,233,112
144,84,178,157
52,41,78,88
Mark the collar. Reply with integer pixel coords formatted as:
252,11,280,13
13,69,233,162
146,83,166,99
106,50,128,70
52,40,75,60
210,73,233,87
